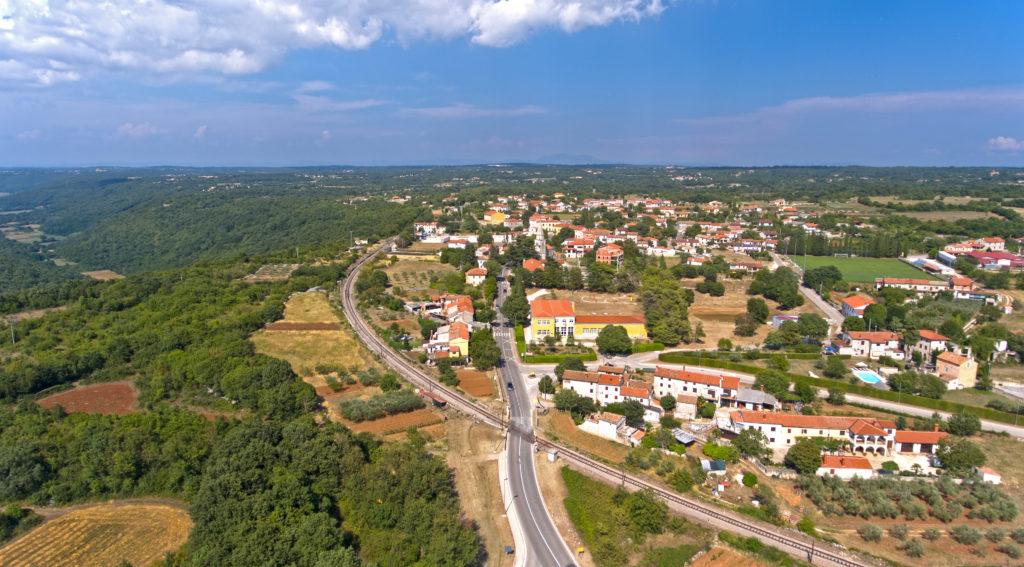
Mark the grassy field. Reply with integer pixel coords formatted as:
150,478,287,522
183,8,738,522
527,288,644,317
539,412,631,463
0,501,190,567
382,259,456,299
787,256,940,283
560,466,712,567
251,291,379,381
684,277,828,348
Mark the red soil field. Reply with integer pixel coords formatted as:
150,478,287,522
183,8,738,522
457,369,495,398
38,382,137,415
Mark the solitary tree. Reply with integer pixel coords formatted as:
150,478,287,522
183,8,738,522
785,440,822,474
596,325,632,355
733,427,771,461
469,329,501,370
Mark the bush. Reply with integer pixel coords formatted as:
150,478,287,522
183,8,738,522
338,390,425,422
796,515,816,538
950,525,982,545
858,525,883,542
986,527,1006,543
881,461,899,472
890,524,909,540
1011,528,1024,544
702,443,739,461
997,542,1022,559
922,528,942,542
826,387,846,405
900,537,925,558
742,472,758,488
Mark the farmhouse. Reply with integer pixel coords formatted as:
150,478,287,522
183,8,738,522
913,329,950,358
935,351,977,389
728,411,897,455
840,295,875,318
579,412,626,441
653,367,739,406
843,331,904,360
817,455,875,480
894,425,947,454
465,267,487,286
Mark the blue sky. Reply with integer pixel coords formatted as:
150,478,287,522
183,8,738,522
1,0,1023,166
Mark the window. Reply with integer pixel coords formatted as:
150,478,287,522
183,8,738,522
770,438,775,443
771,427,776,432
788,429,792,433
801,429,807,434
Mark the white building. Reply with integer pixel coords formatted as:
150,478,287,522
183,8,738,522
653,366,739,406
579,412,626,441
844,331,904,360
817,455,876,480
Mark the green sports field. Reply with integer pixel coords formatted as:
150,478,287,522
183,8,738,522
787,256,941,283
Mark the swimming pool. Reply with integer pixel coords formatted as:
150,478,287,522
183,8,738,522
853,370,884,384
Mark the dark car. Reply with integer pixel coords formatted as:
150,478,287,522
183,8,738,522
506,382,514,390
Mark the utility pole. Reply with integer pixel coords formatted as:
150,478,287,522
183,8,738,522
8,319,14,346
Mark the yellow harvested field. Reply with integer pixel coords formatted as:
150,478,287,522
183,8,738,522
80,270,125,280
685,277,826,347
251,292,379,380
0,501,191,567
527,289,644,317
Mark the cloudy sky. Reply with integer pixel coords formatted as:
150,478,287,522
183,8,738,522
1,0,1023,166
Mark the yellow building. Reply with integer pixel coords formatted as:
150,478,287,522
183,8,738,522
574,315,648,341
483,210,506,225
527,299,648,343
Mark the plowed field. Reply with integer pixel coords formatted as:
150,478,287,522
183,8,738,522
37,382,136,415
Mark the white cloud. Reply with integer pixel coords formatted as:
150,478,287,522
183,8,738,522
290,94,390,112
192,125,207,141
114,122,162,139
15,129,41,141
321,129,332,141
401,103,546,118
680,87,1024,126
0,1,664,85
988,136,1024,151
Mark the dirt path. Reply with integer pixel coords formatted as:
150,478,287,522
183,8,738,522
445,418,514,567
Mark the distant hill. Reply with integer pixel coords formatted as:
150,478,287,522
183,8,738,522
532,154,611,165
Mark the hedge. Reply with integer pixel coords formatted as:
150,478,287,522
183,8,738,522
633,343,665,354
523,350,597,363
515,325,526,355
657,353,1018,425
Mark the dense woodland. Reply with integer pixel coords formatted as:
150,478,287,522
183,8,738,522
0,237,82,294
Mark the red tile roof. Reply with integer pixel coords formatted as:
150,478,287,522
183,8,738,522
621,386,650,399
918,330,949,341
575,315,647,325
598,373,623,386
531,299,575,318
937,351,969,365
841,296,875,310
561,369,599,384
466,267,487,275
894,430,948,444
729,410,896,431
820,455,873,470
850,420,888,436
522,258,544,272
655,366,740,390
846,331,899,343
598,365,626,374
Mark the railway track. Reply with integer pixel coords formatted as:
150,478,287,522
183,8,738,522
338,243,872,567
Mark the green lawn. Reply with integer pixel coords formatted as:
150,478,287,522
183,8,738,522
787,256,941,283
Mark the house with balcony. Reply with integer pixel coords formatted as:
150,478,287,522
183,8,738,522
843,331,904,360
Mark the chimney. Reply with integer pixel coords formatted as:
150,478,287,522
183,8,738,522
934,424,940,432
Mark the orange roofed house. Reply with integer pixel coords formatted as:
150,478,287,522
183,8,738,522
595,243,624,266
840,295,875,318
936,351,977,389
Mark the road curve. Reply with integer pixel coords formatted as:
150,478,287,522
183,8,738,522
337,243,874,567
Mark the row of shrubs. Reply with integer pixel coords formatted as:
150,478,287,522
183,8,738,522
338,390,425,422
797,475,1017,523
657,352,1019,424
858,523,1023,559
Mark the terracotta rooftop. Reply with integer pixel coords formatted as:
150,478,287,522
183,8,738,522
575,315,647,325
655,366,740,390
841,295,875,309
918,329,949,341
561,369,599,383
894,429,948,445
820,455,873,470
531,299,575,318
937,351,969,365
846,331,899,343
729,410,896,431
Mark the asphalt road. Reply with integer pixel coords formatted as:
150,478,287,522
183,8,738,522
495,279,575,567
